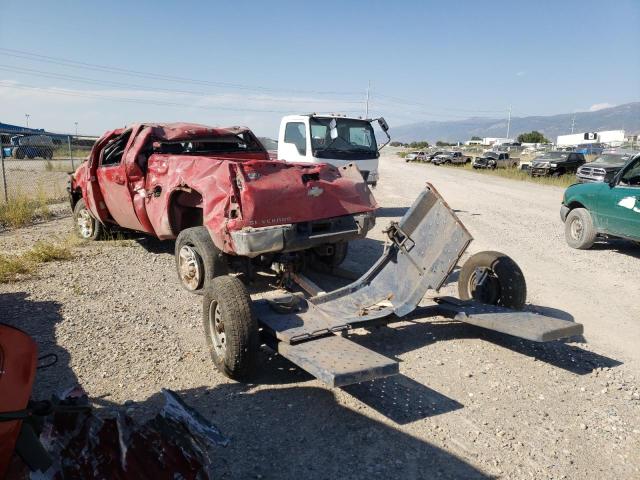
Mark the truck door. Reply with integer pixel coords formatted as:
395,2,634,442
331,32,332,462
279,122,308,163
600,157,640,239
94,130,146,232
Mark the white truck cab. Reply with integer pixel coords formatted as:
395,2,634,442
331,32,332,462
277,114,390,187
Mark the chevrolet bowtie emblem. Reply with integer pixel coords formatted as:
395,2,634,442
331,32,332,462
308,186,324,197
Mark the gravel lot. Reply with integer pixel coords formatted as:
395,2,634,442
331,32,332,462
1,149,639,479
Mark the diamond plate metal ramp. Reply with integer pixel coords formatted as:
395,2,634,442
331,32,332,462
257,184,473,345
312,184,472,322
277,335,399,387
434,297,584,342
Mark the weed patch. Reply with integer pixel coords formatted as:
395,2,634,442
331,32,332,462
0,192,60,229
0,255,34,283
23,241,73,263
0,239,74,283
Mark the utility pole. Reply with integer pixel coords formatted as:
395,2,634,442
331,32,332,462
365,80,371,118
570,115,575,134
24,113,30,128
75,122,78,136
506,105,512,139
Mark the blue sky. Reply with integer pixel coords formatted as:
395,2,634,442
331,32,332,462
0,0,638,136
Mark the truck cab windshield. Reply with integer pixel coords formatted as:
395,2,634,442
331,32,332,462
310,118,378,160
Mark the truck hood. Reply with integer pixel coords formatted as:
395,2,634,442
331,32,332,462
582,161,626,170
564,181,608,202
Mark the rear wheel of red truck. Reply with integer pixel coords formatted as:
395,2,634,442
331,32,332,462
175,226,228,294
202,276,258,380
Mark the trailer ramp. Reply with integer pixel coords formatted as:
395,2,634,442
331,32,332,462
434,297,584,342
255,184,584,387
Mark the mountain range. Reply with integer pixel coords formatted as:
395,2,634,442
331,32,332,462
389,102,640,143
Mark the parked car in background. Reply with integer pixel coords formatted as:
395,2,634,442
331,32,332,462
576,150,639,183
472,151,519,169
5,134,55,159
432,151,471,165
561,153,640,249
405,150,428,162
427,151,444,162
529,151,585,177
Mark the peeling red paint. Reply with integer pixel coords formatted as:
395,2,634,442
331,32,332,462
71,123,376,254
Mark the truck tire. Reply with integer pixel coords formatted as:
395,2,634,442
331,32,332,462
73,198,105,240
175,226,228,294
458,251,527,310
202,276,258,380
564,208,596,249
15,148,24,159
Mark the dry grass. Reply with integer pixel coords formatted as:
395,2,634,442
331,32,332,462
45,160,75,172
0,191,57,228
102,229,137,247
0,255,34,283
0,239,74,283
440,162,577,188
23,240,73,263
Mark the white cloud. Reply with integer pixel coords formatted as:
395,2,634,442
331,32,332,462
0,80,367,137
589,102,614,112
516,71,525,77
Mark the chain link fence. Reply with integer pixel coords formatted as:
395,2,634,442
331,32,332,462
0,132,97,203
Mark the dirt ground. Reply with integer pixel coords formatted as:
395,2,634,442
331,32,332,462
1,149,639,479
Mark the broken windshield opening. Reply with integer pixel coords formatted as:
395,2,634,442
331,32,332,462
310,118,378,160
153,133,264,155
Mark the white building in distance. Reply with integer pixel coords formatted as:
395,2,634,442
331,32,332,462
556,130,625,146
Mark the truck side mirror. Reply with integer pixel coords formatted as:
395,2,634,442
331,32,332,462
377,117,389,132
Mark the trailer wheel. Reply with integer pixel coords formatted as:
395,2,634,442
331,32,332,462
203,276,258,380
175,226,228,294
564,208,596,249
458,251,527,310
73,198,105,240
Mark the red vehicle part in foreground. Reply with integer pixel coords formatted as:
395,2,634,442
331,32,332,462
69,123,377,256
0,324,37,478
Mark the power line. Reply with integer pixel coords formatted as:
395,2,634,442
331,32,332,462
0,64,364,106
0,47,362,97
0,81,364,115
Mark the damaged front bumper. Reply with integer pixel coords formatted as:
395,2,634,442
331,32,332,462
230,212,375,257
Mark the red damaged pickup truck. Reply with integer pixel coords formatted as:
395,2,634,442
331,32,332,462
68,123,376,292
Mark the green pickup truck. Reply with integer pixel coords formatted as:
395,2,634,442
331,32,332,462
561,153,640,249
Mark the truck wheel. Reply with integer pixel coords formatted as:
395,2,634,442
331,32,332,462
564,208,596,249
73,198,105,240
458,251,527,310
313,242,348,267
175,226,228,294
15,148,24,159
203,276,258,380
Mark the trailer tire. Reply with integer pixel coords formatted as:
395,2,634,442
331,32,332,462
458,251,527,310
175,226,228,294
73,198,105,241
203,276,258,380
564,208,596,250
